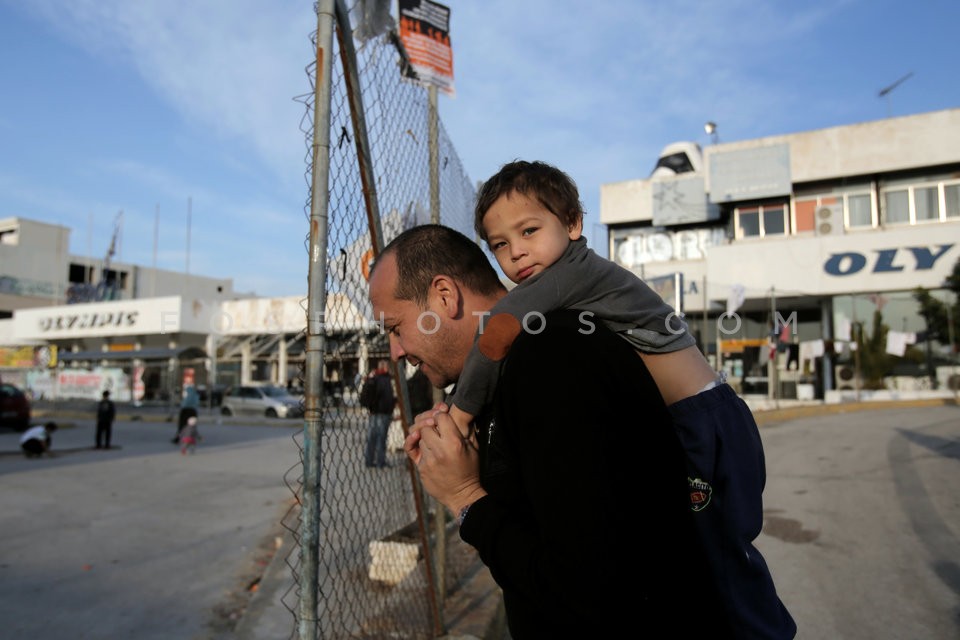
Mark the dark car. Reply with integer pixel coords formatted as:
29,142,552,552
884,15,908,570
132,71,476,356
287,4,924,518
0,383,32,431
196,384,227,407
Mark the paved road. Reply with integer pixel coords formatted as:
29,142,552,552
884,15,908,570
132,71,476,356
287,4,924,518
755,404,960,639
2,402,957,639
0,413,305,640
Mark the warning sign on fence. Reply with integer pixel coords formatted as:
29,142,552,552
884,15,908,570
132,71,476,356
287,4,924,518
398,0,455,96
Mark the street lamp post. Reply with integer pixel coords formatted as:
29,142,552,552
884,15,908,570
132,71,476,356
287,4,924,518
704,121,719,145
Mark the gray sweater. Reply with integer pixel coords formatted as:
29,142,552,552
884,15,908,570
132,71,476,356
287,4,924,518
450,237,695,415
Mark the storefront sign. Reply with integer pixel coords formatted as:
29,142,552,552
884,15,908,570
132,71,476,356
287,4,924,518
12,296,191,339
709,224,959,296
37,310,139,332
823,244,953,276
614,227,725,266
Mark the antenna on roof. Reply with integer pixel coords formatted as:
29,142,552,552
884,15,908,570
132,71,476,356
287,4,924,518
878,72,913,117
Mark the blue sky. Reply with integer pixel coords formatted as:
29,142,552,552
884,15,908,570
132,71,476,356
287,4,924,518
2,0,958,298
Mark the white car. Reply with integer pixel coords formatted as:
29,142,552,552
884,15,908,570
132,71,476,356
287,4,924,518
220,385,303,419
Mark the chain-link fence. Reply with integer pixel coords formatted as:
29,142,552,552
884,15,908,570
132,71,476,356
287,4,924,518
279,2,484,638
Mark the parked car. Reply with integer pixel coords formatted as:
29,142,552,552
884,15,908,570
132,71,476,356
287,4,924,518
220,384,303,419
0,383,32,431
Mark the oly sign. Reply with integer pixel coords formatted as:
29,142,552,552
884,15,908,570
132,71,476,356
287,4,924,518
823,244,953,276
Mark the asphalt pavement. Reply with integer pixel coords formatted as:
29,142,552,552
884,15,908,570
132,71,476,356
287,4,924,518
0,407,305,640
0,402,503,640
754,402,960,639
3,396,955,639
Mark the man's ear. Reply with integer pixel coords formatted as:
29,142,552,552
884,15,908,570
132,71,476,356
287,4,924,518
567,218,584,241
430,274,463,319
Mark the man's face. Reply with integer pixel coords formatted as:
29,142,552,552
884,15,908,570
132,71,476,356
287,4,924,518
369,253,469,390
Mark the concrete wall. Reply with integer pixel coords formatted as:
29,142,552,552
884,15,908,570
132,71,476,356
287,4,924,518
600,108,960,225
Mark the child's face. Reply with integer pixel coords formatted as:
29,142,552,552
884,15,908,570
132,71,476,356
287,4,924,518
482,191,582,284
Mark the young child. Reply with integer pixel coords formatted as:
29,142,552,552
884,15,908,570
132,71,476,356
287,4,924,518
447,159,717,427
20,421,57,458
179,416,201,455
444,160,796,639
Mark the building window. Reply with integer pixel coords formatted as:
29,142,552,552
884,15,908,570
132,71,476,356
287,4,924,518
735,203,788,239
847,194,874,228
880,179,960,225
69,263,94,284
883,190,910,224
914,186,940,222
946,183,960,219
737,208,760,237
763,205,787,235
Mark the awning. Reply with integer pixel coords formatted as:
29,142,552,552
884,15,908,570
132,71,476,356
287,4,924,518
59,346,208,363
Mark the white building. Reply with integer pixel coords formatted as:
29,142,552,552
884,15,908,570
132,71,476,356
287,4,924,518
4,108,958,404
600,108,960,400
0,217,373,402
0,216,235,309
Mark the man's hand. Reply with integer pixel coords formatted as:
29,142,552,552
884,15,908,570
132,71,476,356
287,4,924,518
404,401,448,471
404,405,487,517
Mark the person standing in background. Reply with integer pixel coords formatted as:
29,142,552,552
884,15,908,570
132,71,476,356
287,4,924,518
95,390,116,450
361,360,396,468
173,384,200,444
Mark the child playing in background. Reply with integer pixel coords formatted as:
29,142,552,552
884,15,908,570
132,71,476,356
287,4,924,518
179,416,201,455
442,159,796,639
20,421,58,458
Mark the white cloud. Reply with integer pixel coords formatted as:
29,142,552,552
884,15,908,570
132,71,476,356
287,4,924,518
23,0,313,188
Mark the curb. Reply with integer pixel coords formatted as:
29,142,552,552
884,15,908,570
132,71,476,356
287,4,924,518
751,397,958,427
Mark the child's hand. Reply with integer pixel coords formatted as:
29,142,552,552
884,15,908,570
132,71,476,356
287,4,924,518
405,402,478,456
411,402,448,435
413,401,447,428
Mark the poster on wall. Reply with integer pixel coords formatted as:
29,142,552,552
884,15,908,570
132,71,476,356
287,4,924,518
26,371,55,398
0,346,35,368
54,369,131,402
133,366,145,406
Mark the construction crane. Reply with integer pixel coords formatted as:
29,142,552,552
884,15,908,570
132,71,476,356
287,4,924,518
66,211,123,304
878,72,914,117
96,211,123,301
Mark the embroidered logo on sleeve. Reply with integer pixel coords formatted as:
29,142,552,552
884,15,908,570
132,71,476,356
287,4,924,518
688,477,713,512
